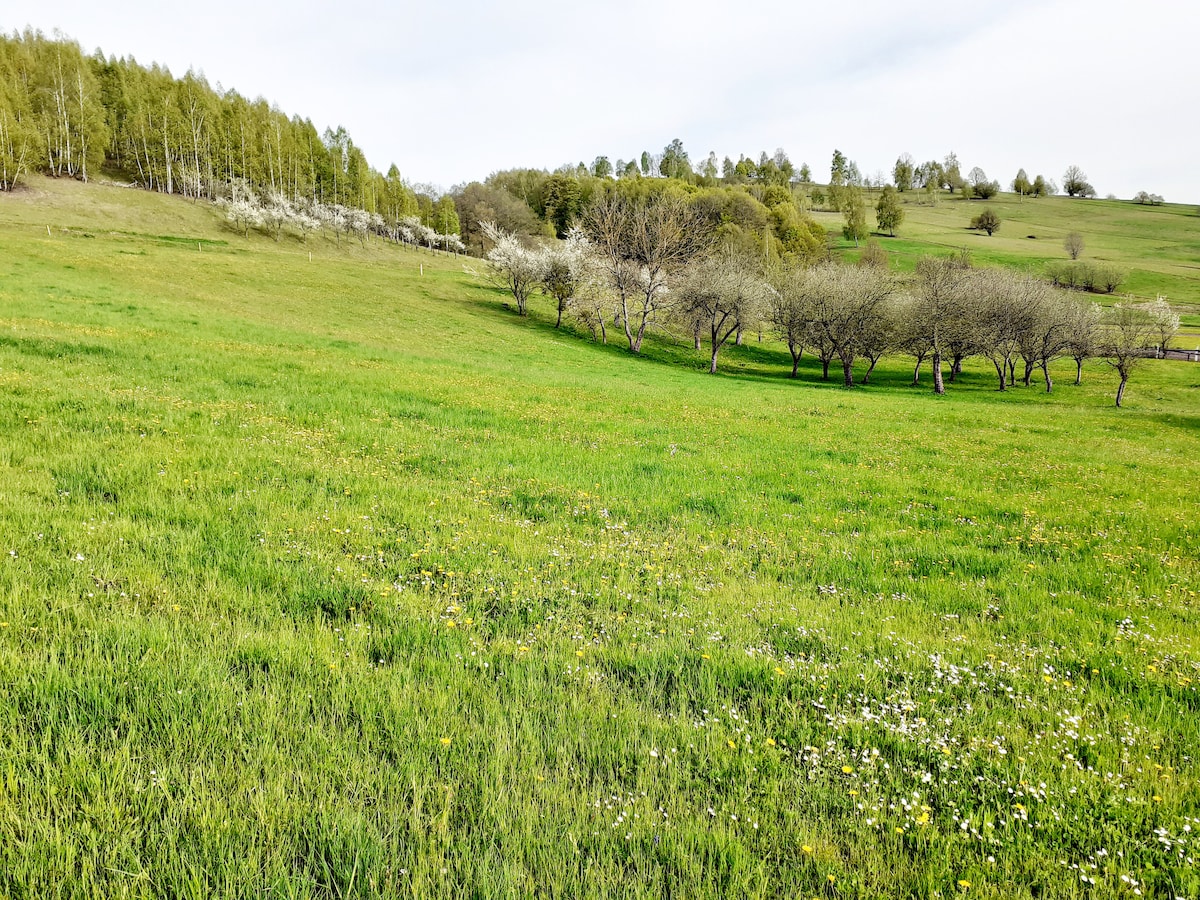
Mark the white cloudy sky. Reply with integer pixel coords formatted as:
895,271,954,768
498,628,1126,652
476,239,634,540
5,1,1198,200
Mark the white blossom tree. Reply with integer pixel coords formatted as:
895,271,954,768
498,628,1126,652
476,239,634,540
1139,296,1180,353
223,197,263,237
539,228,591,328
481,221,545,316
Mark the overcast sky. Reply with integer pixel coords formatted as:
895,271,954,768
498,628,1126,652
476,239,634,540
5,1,1198,201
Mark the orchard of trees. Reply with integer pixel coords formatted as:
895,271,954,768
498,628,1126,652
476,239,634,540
3,32,1179,407
482,191,1178,407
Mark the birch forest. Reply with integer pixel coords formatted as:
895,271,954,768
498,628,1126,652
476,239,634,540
0,29,419,223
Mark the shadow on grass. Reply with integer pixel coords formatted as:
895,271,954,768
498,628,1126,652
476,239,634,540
445,281,1119,406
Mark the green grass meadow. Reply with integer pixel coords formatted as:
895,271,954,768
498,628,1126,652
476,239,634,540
1,178,1199,899
814,191,1200,344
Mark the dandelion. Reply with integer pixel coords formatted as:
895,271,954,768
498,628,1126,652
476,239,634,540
827,875,836,884
701,654,711,660
958,880,971,889
802,845,814,854
765,738,776,747
727,739,737,749
842,765,854,774
439,737,452,746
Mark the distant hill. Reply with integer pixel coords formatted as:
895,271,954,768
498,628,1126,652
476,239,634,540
814,190,1200,314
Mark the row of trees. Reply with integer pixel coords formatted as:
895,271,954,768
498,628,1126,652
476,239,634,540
564,141,1101,210
482,194,1179,407
219,187,464,251
462,144,1111,264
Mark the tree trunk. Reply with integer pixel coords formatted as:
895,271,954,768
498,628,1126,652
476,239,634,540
863,357,878,383
993,359,1006,390
555,304,563,328
1116,375,1128,407
709,347,719,374
1022,360,1034,387
841,357,854,387
912,358,922,385
1007,358,1016,385
933,350,945,395
1041,362,1053,393
949,354,963,383
1074,357,1083,385
821,357,831,380
735,325,744,346
789,343,801,378
632,317,648,354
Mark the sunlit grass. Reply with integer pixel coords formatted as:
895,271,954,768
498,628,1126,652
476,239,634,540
0,177,1198,898
813,190,1200,314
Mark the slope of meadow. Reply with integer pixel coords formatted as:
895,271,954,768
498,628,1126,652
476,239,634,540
815,191,1200,344
1,178,1199,899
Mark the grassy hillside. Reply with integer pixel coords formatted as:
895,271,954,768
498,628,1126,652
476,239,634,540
814,191,1200,343
1,177,1199,899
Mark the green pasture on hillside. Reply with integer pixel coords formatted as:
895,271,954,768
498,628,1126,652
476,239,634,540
813,191,1200,343
1,178,1198,899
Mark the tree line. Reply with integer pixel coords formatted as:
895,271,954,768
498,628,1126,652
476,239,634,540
451,143,1151,272
0,30,453,236
482,192,1179,408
